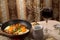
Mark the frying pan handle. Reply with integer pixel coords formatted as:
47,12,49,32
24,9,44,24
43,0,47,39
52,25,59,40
0,23,6,36
0,23,3,35
0,23,2,27
0,30,13,37
0,23,13,37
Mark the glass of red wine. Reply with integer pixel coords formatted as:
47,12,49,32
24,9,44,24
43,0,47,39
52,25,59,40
41,8,53,33
41,8,53,23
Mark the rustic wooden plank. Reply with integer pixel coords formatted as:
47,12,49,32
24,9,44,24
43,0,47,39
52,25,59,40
16,0,27,20
0,5,2,23
0,0,9,22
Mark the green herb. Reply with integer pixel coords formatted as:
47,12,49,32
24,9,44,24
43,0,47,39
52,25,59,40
18,28,21,32
13,29,16,32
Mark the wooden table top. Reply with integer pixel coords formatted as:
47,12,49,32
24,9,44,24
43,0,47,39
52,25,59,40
0,20,60,40
32,20,60,40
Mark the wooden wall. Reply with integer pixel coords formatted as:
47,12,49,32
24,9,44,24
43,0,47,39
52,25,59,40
0,0,60,22
8,0,18,20
0,0,9,23
16,0,27,20
0,5,2,23
25,0,52,22
52,0,60,21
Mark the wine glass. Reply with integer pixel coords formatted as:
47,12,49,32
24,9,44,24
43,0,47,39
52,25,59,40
41,8,53,34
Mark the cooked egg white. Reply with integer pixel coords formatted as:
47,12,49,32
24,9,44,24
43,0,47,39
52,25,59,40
18,29,29,35
4,26,10,30
4,26,29,35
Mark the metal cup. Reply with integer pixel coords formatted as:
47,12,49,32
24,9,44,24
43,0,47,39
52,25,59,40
32,25,43,40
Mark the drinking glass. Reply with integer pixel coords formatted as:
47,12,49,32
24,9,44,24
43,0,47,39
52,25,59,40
32,25,43,40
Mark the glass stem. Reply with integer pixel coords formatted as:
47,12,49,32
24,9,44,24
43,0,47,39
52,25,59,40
46,19,48,23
